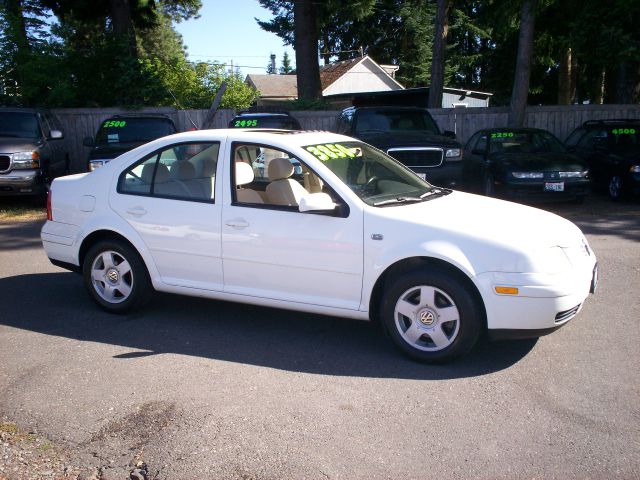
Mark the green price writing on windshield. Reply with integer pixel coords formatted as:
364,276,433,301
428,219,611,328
103,120,126,128
491,132,514,139
612,128,636,135
306,143,360,161
233,119,258,128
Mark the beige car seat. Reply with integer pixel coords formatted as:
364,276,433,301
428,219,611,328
235,162,263,204
266,157,308,206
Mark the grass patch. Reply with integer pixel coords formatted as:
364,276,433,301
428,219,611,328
0,422,19,434
0,200,46,221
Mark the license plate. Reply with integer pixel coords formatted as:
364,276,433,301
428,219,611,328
544,182,564,192
590,263,598,294
416,173,427,181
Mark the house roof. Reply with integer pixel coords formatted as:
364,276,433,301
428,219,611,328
245,74,298,98
319,56,404,91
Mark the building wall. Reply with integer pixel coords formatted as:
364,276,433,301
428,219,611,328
442,92,490,108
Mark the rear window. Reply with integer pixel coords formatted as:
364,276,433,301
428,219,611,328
95,118,176,145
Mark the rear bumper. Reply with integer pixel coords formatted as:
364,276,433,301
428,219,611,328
0,170,46,196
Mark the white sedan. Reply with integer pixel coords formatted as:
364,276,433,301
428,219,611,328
41,129,597,363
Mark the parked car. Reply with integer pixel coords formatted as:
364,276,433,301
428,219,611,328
337,106,463,188
84,114,177,171
565,119,640,201
0,107,69,197
462,127,590,202
42,130,597,363
228,112,302,130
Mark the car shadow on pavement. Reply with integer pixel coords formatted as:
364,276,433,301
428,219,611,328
0,220,45,252
0,272,537,380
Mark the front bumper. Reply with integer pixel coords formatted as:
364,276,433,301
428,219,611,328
408,161,463,189
476,255,597,335
494,177,591,200
0,169,46,196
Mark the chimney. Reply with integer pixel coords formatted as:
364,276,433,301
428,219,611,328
270,54,276,74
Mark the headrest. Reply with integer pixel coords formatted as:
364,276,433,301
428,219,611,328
154,163,170,183
171,161,196,180
141,163,155,184
141,162,170,184
235,162,254,186
268,157,294,181
200,158,216,177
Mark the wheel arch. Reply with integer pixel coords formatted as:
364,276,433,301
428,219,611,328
368,256,487,329
79,230,141,268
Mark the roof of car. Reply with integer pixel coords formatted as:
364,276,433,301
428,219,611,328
582,118,640,127
104,113,174,120
166,128,352,147
0,107,41,113
479,127,551,133
232,112,296,118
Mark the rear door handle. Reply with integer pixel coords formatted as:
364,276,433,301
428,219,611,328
225,218,250,229
126,206,147,217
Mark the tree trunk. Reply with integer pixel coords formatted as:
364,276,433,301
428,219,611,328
593,68,606,104
558,47,572,104
293,0,322,101
428,0,452,108
108,0,137,54
509,0,538,127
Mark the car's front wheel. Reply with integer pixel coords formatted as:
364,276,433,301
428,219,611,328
380,268,483,363
608,174,625,201
83,239,152,313
483,174,495,197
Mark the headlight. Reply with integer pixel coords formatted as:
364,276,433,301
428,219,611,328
559,171,589,178
512,171,544,179
445,148,462,160
12,151,40,169
630,165,640,173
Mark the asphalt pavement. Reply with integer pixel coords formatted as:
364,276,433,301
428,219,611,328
0,194,638,479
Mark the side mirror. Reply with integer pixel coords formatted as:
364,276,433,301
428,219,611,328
299,192,337,213
49,130,63,140
83,136,95,147
472,148,487,156
443,130,457,139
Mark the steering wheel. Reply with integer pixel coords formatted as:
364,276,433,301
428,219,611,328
362,176,379,194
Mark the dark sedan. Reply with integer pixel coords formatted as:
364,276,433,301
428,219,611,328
462,128,590,202
565,119,640,201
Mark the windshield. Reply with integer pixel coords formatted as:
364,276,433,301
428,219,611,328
489,131,566,154
0,112,40,139
355,110,440,135
304,141,444,206
230,116,299,130
95,118,176,145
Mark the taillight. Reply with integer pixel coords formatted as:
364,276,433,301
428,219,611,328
46,189,52,221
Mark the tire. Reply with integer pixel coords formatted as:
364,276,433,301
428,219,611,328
83,239,152,313
483,174,495,197
380,268,483,363
608,175,625,201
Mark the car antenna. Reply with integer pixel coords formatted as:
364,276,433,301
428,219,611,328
167,88,199,131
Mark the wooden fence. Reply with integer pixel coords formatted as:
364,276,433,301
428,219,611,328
53,104,639,172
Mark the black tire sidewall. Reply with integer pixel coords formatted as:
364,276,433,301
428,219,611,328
380,269,482,363
82,240,151,313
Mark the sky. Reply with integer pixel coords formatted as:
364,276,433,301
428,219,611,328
173,0,296,76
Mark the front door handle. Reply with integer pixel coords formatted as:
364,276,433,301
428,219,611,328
225,218,250,229
126,206,147,217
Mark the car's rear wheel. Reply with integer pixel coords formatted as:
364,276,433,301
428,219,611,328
608,174,625,201
83,239,152,313
380,268,482,363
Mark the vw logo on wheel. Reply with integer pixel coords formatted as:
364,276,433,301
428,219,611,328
107,269,119,283
419,310,436,326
